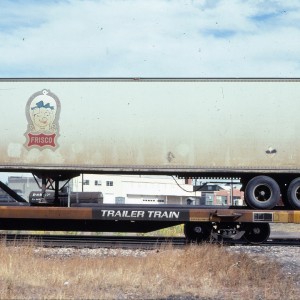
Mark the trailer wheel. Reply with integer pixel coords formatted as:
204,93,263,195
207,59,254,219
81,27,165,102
243,223,270,244
184,222,212,243
245,176,280,209
287,178,300,209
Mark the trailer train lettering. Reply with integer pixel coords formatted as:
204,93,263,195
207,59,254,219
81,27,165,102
101,209,180,219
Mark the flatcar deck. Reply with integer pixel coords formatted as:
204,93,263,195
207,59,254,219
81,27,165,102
0,205,299,244
0,205,299,225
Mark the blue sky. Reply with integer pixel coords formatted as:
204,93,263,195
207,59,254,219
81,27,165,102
0,0,300,78
0,0,300,183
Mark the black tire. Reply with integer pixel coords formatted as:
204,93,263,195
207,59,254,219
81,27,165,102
243,223,270,244
245,176,280,209
287,177,300,209
184,222,212,243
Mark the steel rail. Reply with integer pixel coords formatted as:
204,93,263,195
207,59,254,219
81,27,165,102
0,234,185,249
1,234,300,248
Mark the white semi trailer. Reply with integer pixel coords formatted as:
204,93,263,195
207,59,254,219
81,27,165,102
0,78,300,210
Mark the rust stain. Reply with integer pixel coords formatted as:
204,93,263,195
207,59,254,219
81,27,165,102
0,206,92,220
292,211,300,224
189,210,211,221
273,212,289,222
190,209,258,223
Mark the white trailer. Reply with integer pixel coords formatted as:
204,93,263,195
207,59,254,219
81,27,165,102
0,78,300,209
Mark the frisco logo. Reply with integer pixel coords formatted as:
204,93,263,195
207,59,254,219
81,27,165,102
27,133,56,147
24,89,60,149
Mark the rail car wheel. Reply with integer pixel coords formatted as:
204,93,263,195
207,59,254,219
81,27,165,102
243,223,270,244
184,222,212,243
245,176,280,209
287,178,300,209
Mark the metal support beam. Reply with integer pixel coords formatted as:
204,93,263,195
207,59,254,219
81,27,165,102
0,181,27,203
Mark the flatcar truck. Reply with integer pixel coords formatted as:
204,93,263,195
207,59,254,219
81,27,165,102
0,78,299,244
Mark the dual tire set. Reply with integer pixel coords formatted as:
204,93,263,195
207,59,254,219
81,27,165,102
245,175,300,209
184,175,300,245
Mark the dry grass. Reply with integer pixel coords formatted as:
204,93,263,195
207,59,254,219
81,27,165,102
0,239,298,300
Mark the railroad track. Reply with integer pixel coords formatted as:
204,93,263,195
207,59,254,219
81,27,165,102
1,234,300,248
1,234,185,248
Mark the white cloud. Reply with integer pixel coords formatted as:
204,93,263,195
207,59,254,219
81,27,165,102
0,0,299,77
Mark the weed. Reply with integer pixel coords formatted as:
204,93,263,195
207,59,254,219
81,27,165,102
0,239,298,299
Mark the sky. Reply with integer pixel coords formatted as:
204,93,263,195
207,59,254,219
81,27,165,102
0,0,300,182
0,0,300,78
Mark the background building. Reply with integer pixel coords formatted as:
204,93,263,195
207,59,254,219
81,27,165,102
3,174,244,206
193,182,244,206
72,174,201,205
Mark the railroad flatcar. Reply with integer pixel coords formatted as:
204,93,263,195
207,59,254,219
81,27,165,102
0,78,300,244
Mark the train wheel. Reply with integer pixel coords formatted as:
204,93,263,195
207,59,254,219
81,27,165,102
245,176,280,209
287,178,300,209
184,222,212,243
243,223,270,244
